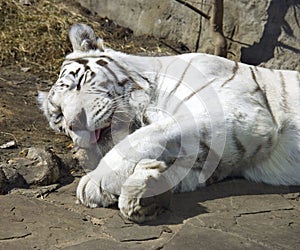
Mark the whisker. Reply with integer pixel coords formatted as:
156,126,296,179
111,92,131,101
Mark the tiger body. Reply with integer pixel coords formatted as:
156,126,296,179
39,24,300,222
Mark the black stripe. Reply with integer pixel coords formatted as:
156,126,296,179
249,97,266,109
69,68,81,78
250,86,260,95
232,130,246,160
60,83,70,88
74,59,91,72
205,165,222,185
76,59,89,66
92,106,111,120
102,64,120,83
99,57,145,92
104,56,151,90
84,71,96,86
250,84,261,96
165,58,195,101
196,141,210,163
118,79,130,86
96,59,108,66
77,74,85,91
62,61,74,67
252,144,262,157
60,68,67,77
250,67,276,124
266,135,274,148
183,78,216,101
97,55,114,61
221,61,239,87
76,68,81,75
172,78,216,114
89,71,96,81
66,55,151,94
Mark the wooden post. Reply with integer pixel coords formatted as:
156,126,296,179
210,0,227,57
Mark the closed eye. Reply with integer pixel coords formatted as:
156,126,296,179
54,113,63,124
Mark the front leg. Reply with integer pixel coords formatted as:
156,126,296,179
76,144,136,208
76,117,202,220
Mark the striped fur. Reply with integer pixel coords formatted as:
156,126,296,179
39,24,300,222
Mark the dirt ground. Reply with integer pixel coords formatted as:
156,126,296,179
0,1,299,250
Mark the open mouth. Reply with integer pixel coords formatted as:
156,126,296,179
94,128,102,142
91,123,111,144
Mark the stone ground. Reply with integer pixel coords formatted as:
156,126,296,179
0,58,299,250
0,179,299,250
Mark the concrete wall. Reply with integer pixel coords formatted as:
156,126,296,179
77,0,300,70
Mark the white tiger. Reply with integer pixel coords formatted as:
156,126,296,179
39,23,300,222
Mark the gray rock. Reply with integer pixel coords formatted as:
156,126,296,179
71,147,101,171
0,165,28,194
11,147,62,186
77,0,300,70
0,168,7,195
0,147,64,194
10,184,60,198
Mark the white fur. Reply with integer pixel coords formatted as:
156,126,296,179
40,24,300,222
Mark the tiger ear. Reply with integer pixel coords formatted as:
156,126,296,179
37,91,48,112
69,23,105,52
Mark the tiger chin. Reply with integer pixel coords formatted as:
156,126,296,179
38,23,300,223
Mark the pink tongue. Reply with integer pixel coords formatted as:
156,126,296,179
91,129,101,144
95,129,101,141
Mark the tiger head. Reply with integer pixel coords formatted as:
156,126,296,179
38,24,151,148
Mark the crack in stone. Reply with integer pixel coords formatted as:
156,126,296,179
120,235,161,243
0,232,32,241
234,207,294,218
157,224,183,250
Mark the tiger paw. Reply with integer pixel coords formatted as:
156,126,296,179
76,172,118,208
118,159,172,223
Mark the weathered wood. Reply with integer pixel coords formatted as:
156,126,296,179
210,0,227,57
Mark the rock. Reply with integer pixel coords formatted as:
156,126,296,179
0,147,66,194
77,0,300,70
0,147,64,195
0,168,8,194
10,184,60,198
0,165,28,195
71,147,101,171
13,147,62,186
0,140,17,149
